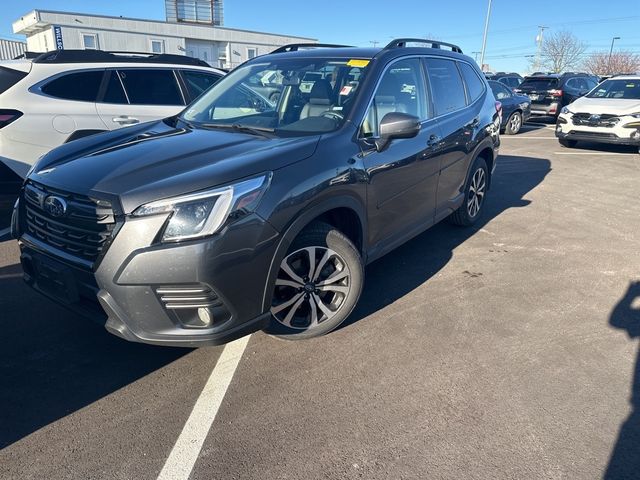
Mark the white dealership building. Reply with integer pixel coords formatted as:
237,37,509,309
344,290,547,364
12,4,314,69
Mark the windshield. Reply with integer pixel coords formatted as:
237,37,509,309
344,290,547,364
181,57,371,135
519,77,559,90
587,79,640,99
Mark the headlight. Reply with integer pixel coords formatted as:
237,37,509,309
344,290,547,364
133,174,271,242
630,112,640,119
560,106,573,115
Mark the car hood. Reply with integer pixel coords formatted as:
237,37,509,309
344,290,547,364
568,97,640,115
29,120,321,213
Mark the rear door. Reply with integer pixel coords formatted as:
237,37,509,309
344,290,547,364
95,68,186,129
360,57,443,250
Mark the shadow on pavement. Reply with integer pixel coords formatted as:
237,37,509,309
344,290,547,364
344,154,551,327
605,281,640,479
0,256,189,448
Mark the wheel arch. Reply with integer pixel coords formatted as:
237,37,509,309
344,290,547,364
261,196,367,312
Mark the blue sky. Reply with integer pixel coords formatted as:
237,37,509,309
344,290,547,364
2,0,640,73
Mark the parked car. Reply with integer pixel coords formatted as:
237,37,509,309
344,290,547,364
0,50,225,180
515,72,599,119
486,72,523,89
555,75,640,152
488,80,531,134
12,38,501,347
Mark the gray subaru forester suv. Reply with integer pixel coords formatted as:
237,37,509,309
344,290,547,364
12,39,501,347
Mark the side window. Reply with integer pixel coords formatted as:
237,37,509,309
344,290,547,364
118,69,184,106
182,70,222,99
424,58,467,116
361,58,429,138
492,83,511,100
459,62,485,103
585,78,598,90
41,70,104,102
101,70,128,104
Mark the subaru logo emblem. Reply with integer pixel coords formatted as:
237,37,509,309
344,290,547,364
43,195,67,218
589,114,601,122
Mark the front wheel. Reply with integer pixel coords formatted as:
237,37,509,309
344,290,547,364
266,223,364,340
449,157,489,227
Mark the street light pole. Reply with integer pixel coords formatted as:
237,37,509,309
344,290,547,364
479,0,493,71
608,36,620,74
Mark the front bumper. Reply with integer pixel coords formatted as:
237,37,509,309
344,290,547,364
555,114,640,146
18,211,280,347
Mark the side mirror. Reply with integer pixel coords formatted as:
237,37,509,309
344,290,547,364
374,112,421,151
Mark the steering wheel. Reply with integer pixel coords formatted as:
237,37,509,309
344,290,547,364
321,111,344,121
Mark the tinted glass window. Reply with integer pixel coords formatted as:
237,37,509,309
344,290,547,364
118,69,183,105
459,62,485,102
361,58,429,138
101,70,127,104
42,70,104,101
0,66,27,95
489,81,511,100
425,58,467,115
519,77,559,90
182,70,222,99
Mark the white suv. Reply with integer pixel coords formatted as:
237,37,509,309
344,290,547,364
556,75,640,152
0,50,225,179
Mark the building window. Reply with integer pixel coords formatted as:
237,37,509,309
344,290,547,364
82,33,99,50
151,39,165,54
247,48,257,59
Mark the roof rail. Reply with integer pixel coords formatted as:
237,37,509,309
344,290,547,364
384,38,463,54
32,49,210,67
13,51,43,60
271,43,353,54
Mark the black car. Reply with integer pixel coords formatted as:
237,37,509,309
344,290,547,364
486,72,523,90
12,39,501,347
515,72,599,118
488,80,531,134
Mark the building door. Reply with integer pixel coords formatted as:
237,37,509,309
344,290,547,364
185,40,215,65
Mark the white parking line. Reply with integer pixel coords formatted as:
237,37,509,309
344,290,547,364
503,136,557,139
553,151,637,156
0,227,11,239
157,335,251,480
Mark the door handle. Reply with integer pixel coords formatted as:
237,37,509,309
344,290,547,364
427,134,441,148
112,116,140,125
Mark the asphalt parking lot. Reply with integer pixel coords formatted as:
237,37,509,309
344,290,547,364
1,124,639,480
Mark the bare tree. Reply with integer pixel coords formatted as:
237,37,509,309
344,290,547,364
538,31,587,73
583,51,640,76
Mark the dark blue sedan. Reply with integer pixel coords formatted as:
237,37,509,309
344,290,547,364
489,80,531,135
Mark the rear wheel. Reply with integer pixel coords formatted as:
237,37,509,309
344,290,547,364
449,157,489,227
559,139,577,148
504,111,522,135
267,223,364,340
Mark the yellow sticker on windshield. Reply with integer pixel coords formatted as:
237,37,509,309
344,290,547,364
347,59,370,68
626,84,636,88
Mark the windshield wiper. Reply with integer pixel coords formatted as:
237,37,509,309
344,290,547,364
198,123,275,138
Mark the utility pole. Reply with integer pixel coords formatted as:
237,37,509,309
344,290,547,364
533,25,548,73
479,0,493,71
608,36,620,74
472,51,481,63
370,40,379,48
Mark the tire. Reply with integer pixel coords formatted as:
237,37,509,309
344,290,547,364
559,139,577,148
266,222,364,340
504,111,522,135
449,156,489,227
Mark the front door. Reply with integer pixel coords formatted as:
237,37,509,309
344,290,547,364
359,58,442,251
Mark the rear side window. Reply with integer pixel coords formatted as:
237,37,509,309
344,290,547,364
519,77,559,90
118,69,184,105
490,81,512,100
424,58,467,115
459,62,485,103
41,70,104,101
0,67,27,95
102,70,127,104
182,70,222,99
